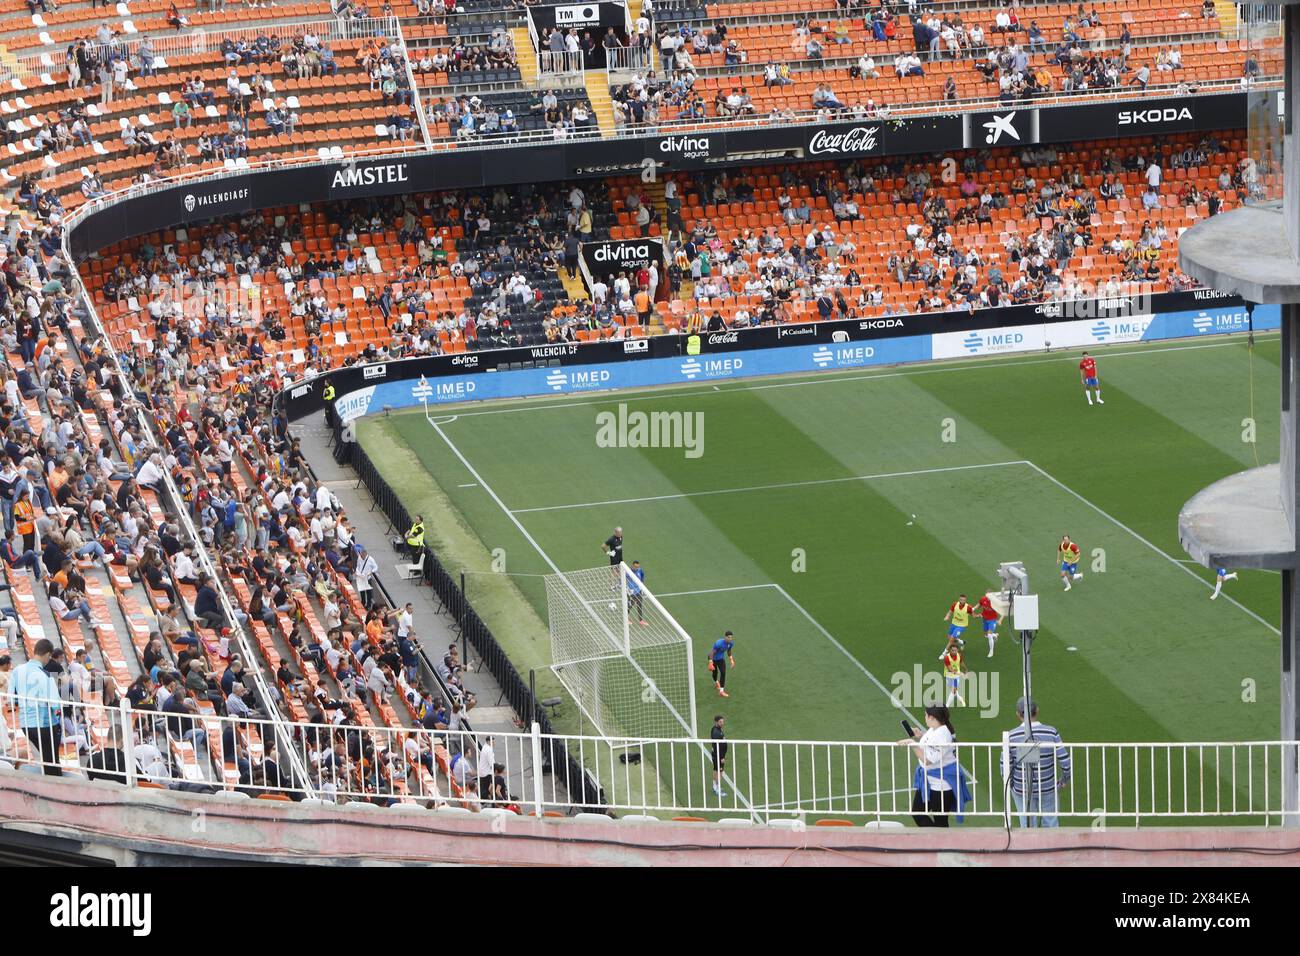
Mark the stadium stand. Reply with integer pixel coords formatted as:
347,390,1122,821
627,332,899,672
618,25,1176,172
71,130,1258,373
0,0,1279,814
617,1,1280,125
1,15,426,218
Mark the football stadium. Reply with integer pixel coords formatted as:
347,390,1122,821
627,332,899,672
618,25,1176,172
0,0,1296,889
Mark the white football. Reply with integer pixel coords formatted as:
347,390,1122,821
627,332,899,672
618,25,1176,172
608,602,617,611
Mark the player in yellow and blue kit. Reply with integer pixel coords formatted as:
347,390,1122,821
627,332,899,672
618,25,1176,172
942,594,975,648
941,638,967,707
1059,534,1083,591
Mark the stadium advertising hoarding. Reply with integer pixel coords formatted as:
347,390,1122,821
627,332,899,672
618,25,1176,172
579,237,665,286
279,292,1277,420
330,333,935,423
930,302,1278,359
527,1,627,34
1036,90,1251,142
68,93,1248,259
324,300,1278,422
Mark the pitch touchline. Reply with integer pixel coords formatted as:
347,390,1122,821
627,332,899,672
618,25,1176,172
432,337,1269,421
509,461,1026,514
657,583,924,726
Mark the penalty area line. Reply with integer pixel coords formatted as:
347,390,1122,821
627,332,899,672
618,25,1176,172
659,583,922,726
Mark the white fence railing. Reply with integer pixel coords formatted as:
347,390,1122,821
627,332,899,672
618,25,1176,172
3,695,1296,825
605,45,652,76
538,49,585,76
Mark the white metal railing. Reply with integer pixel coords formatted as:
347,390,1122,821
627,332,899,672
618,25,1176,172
1237,3,1283,40
3,695,1295,824
606,44,652,76
435,75,1276,147
390,15,435,149
539,48,585,77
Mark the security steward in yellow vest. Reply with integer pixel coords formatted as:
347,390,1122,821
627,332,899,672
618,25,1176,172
322,379,337,427
405,514,425,562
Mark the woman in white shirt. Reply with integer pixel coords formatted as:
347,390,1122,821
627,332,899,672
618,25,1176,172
899,705,967,826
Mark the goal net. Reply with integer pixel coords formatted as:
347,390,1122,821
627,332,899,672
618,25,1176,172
546,563,698,740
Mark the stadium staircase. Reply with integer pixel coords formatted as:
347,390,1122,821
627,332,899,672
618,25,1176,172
556,264,590,301
642,178,670,334
585,77,615,137
1214,0,1239,37
510,25,538,84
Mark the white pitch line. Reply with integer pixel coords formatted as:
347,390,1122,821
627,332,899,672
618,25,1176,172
773,583,924,724
657,582,923,726
656,584,778,598
1023,461,1281,635
1174,558,1280,575
426,417,758,819
510,460,1025,515
428,336,1273,421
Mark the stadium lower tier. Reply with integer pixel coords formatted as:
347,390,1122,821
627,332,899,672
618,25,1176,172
80,126,1256,380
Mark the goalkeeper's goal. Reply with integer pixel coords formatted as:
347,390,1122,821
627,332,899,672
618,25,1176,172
546,563,698,739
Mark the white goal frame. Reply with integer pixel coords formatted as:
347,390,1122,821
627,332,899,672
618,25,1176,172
546,562,698,739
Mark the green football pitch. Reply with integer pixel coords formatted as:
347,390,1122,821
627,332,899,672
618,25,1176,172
357,334,1283,755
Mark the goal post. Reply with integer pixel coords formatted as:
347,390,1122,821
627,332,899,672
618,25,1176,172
546,563,698,739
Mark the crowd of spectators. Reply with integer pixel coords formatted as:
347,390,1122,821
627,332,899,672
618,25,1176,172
642,137,1244,331
415,29,519,76
0,193,508,802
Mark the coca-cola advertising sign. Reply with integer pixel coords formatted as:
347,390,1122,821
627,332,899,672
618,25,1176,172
806,125,882,157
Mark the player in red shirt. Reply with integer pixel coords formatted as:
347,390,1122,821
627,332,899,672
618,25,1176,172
976,593,1002,658
1079,352,1104,406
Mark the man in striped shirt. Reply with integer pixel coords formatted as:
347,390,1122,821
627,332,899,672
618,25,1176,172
1004,698,1070,827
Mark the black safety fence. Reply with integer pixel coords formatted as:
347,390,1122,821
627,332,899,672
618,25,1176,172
332,415,608,809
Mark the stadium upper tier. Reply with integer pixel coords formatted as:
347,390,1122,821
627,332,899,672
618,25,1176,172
0,0,1279,216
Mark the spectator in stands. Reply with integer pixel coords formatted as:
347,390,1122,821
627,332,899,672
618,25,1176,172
11,639,61,774
194,573,227,629
48,581,99,629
